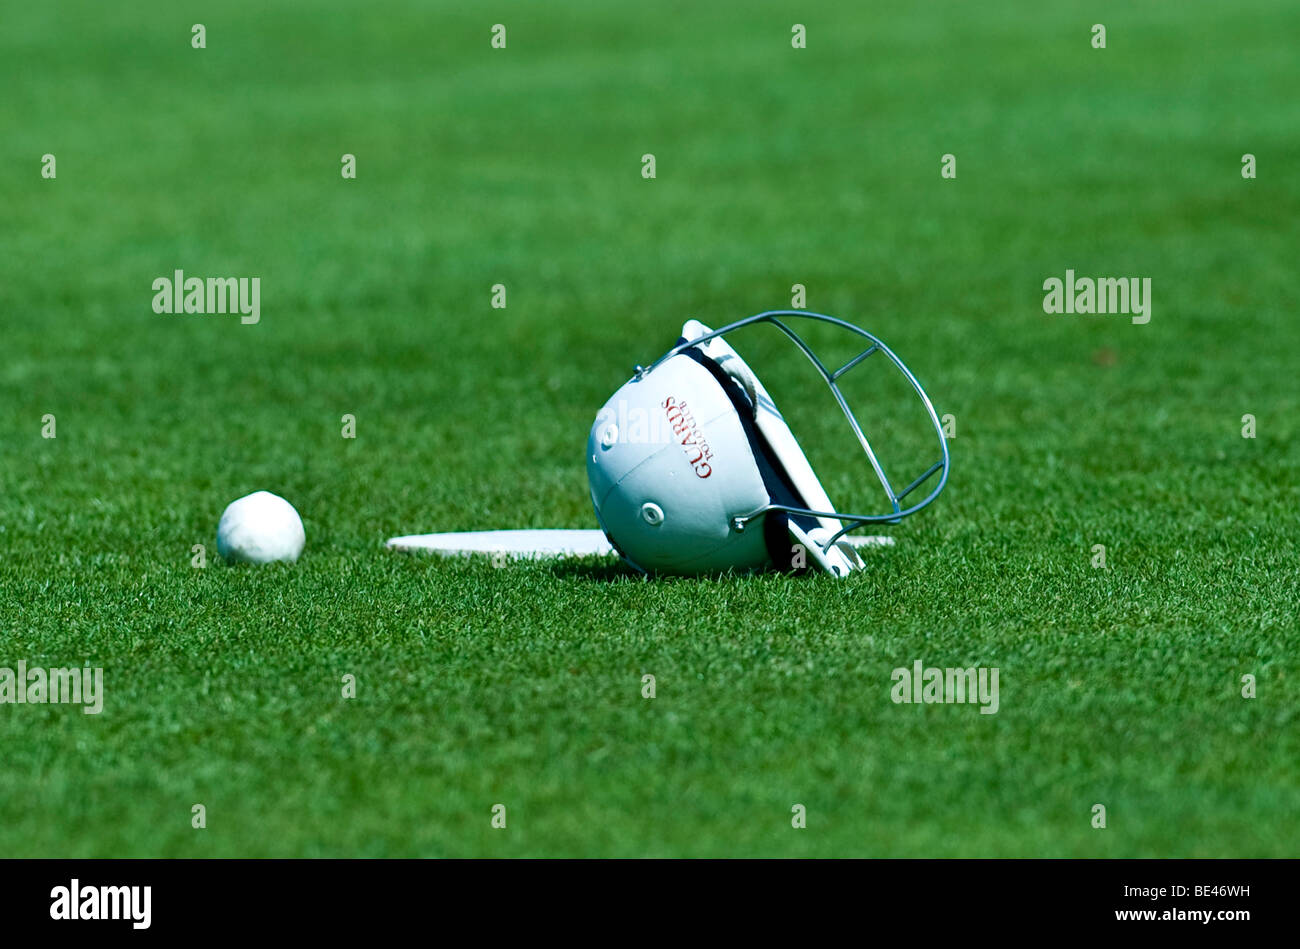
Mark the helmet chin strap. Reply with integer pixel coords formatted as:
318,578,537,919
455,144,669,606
798,524,865,577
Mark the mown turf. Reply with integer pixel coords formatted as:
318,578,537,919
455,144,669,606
1,0,1297,856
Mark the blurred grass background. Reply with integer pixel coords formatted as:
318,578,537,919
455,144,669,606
0,0,1296,856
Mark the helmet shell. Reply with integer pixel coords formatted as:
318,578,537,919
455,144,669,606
586,352,771,574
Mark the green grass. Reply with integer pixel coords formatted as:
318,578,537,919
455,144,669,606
1,0,1297,857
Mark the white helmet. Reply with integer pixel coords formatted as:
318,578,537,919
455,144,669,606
586,311,950,576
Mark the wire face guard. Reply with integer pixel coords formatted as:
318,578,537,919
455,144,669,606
636,310,950,553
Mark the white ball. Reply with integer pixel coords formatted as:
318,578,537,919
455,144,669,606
216,491,306,564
